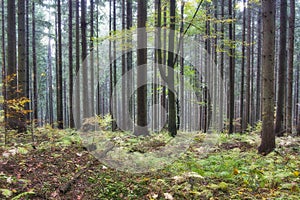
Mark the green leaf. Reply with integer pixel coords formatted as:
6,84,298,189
11,190,35,200
17,147,28,154
0,188,13,198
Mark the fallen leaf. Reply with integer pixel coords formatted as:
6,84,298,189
152,193,158,199
102,165,108,170
164,192,174,200
6,176,13,184
2,152,10,158
233,168,239,175
76,153,83,157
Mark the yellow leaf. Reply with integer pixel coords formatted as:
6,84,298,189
293,171,299,177
233,168,239,175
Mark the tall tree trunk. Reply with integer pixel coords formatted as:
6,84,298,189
297,58,300,136
17,0,27,131
251,13,255,125
245,1,252,130
75,0,81,127
112,0,117,131
1,0,7,142
69,0,74,128
81,0,89,120
135,0,148,135
204,2,211,133
90,0,95,118
212,0,218,130
168,0,177,137
25,0,30,122
219,0,225,131
57,0,63,129
47,36,54,126
240,0,246,131
96,1,100,116
286,0,295,134
275,0,287,136
153,0,159,131
258,0,276,155
162,5,167,129
179,1,184,130
228,0,235,134
6,0,18,130
256,7,262,122
126,0,133,130
121,0,126,130
32,1,38,126
109,0,113,130
154,0,161,131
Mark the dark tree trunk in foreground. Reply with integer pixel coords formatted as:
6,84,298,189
57,0,63,129
17,0,27,131
228,0,235,134
275,0,287,136
75,0,81,127
25,0,30,121
258,0,276,155
2,0,7,137
168,0,177,137
135,0,148,135
6,0,18,130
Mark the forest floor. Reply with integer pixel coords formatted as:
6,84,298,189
0,126,300,200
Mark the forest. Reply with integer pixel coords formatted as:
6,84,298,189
0,0,300,199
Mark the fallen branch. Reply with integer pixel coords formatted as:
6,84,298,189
59,161,93,194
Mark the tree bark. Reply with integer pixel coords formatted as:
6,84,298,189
228,0,235,134
245,1,252,130
90,0,95,118
258,0,276,155
275,0,287,136
1,0,7,140
168,0,177,137
240,0,246,131
256,7,262,122
81,0,89,120
47,34,54,126
286,0,295,134
6,0,18,131
179,1,184,130
126,0,133,130
219,0,225,131
121,0,126,130
135,0,148,136
69,0,74,128
17,0,27,130
57,0,63,129
75,0,81,127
